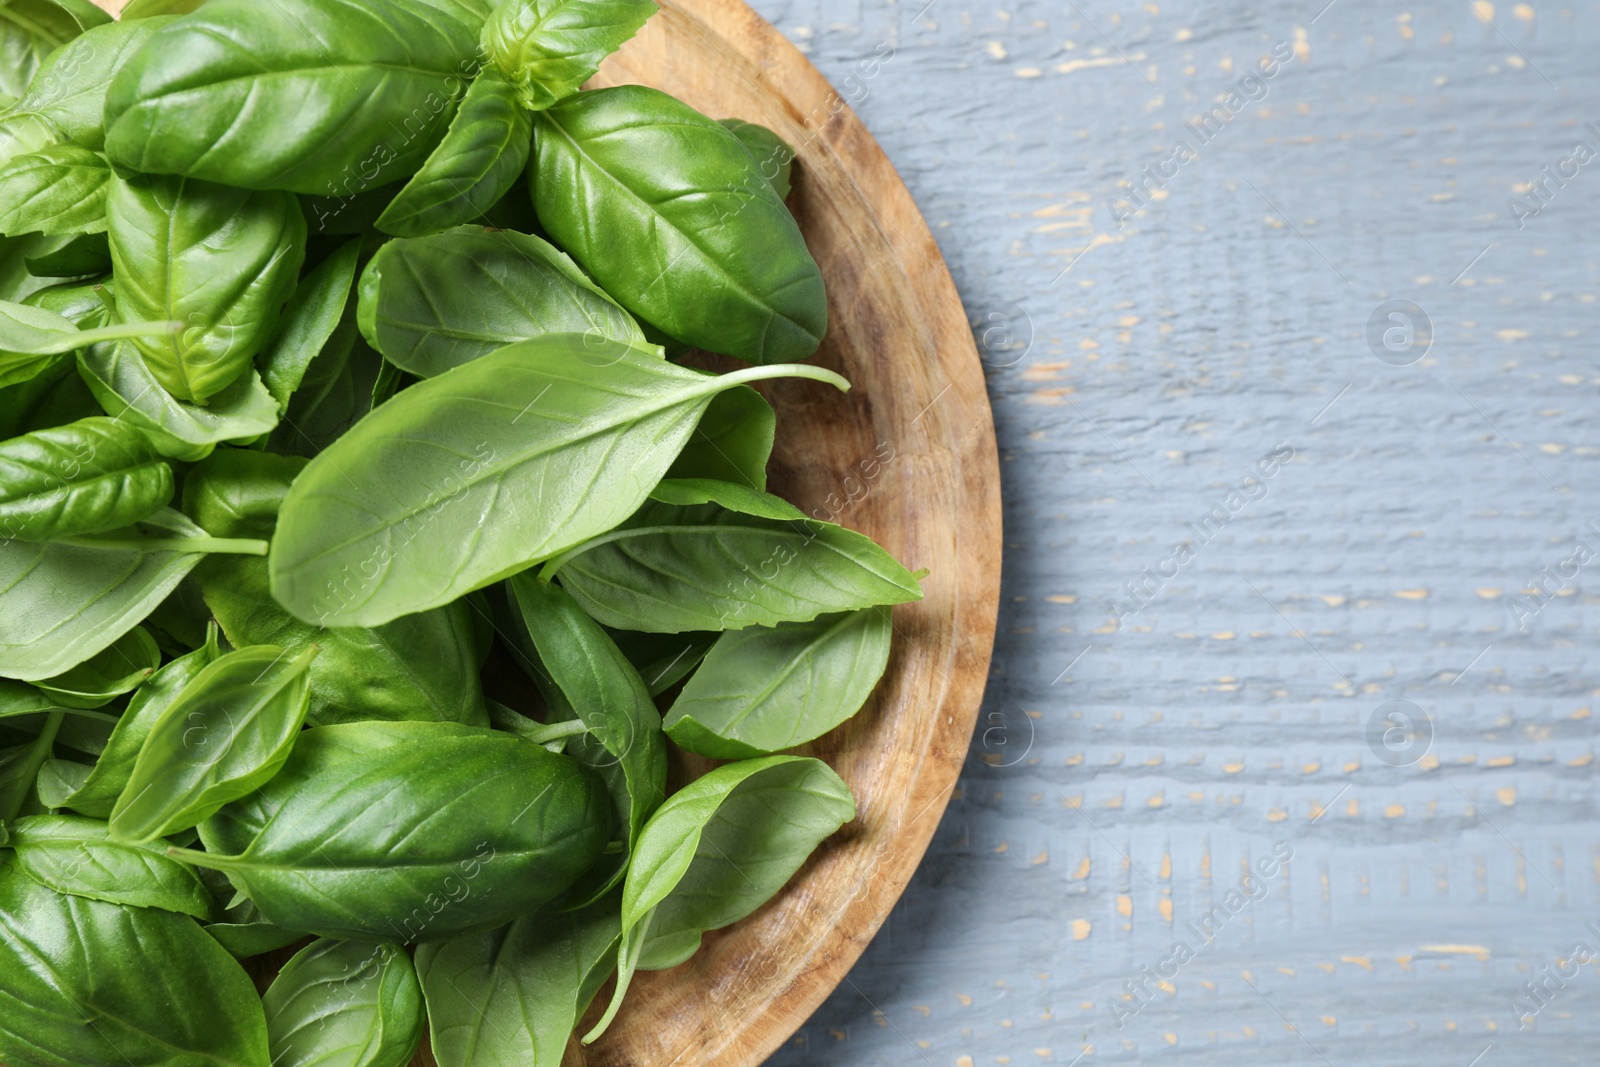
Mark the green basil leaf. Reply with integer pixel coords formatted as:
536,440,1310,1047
0,507,215,681
0,0,108,103
109,644,316,844
186,449,488,727
181,721,612,942
270,335,848,627
483,0,657,111
376,70,532,239
263,320,381,458
0,142,109,237
584,755,854,1041
264,939,423,1067
533,85,826,365
12,16,173,151
663,384,774,490
54,626,224,819
664,608,891,758
0,866,269,1067
206,919,307,960
33,626,159,710
104,0,479,195
5,812,215,919
0,415,172,542
32,755,88,806
417,892,621,1067
608,629,716,696
77,341,280,461
508,575,665,899
409,0,495,29
255,238,360,412
21,228,105,276
548,478,922,632
0,707,62,821
0,292,171,357
356,227,643,377
720,117,794,201
119,0,207,17
108,171,306,403
0,349,98,434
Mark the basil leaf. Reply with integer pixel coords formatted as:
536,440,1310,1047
77,341,281,461
269,335,848,627
109,644,316,845
0,352,99,435
104,0,478,195
0,707,62,821
180,721,612,943
119,0,207,17
0,0,108,104
206,919,307,960
264,320,381,457
264,939,424,1067
410,0,495,28
255,238,360,412
508,575,665,899
34,626,159,710
664,608,891,758
721,117,793,201
0,507,216,681
186,449,488,727
356,227,643,378
108,171,306,403
55,626,223,819
584,756,854,1041
0,415,173,542
0,867,269,1067
417,892,621,1067
533,85,827,365
5,812,215,919
663,384,774,490
12,15,173,151
0,143,109,237
483,0,656,111
608,629,716,696
32,755,88,806
22,228,105,276
376,70,532,239
0,293,172,357
548,478,922,633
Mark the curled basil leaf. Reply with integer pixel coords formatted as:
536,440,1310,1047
663,384,775,490
0,415,172,542
34,626,159,710
264,938,424,1067
482,0,657,111
4,813,216,920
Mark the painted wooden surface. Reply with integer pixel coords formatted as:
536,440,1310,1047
750,1,1600,1064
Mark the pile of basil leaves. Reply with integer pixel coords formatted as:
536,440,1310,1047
0,0,925,1063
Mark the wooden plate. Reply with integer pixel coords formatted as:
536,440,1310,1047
88,1,1002,1063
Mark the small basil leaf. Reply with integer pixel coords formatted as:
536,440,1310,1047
255,238,360,412
33,626,159,710
32,755,89,806
720,117,794,201
205,920,307,960
12,16,173,151
663,384,774,490
181,721,612,943
269,336,848,627
0,866,269,1066
0,415,172,542
0,0,109,104
533,85,826,364
104,0,478,195
665,608,892,758
607,629,717,696
108,643,317,844
263,321,382,457
0,142,109,236
585,756,854,1041
21,228,106,276
376,70,533,239
108,171,306,403
0,352,99,435
483,0,657,111
264,939,424,1067
5,812,215,919
417,892,621,1067
0,293,172,357
356,227,643,377
0,708,63,821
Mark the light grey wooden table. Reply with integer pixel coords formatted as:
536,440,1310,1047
749,1,1600,1064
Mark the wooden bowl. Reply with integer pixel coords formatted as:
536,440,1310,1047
89,1,1002,1063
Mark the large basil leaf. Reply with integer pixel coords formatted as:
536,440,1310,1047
5,813,215,919
187,449,488,727
107,171,306,403
0,0,108,105
33,626,159,709
483,0,656,111
376,70,532,239
269,336,848,627
0,866,268,1067
0,143,109,236
721,117,793,201
77,341,280,461
264,939,424,1067
508,575,665,899
533,85,827,365
56,625,223,819
355,227,642,378
585,756,855,1041
548,478,922,632
664,608,891,758
104,0,479,195
181,721,612,943
0,415,172,541
663,384,774,490
417,893,621,1067
254,238,359,412
0,508,215,680
11,15,172,151
109,644,316,844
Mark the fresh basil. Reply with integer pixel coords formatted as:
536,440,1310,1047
34,626,160,710
0,292,174,360
483,0,658,111
721,118,794,201
0,142,109,237
11,15,173,151
0,0,108,104
255,238,360,412
4,812,216,919
263,319,381,457
663,384,775,490
0,415,172,542
264,938,424,1067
